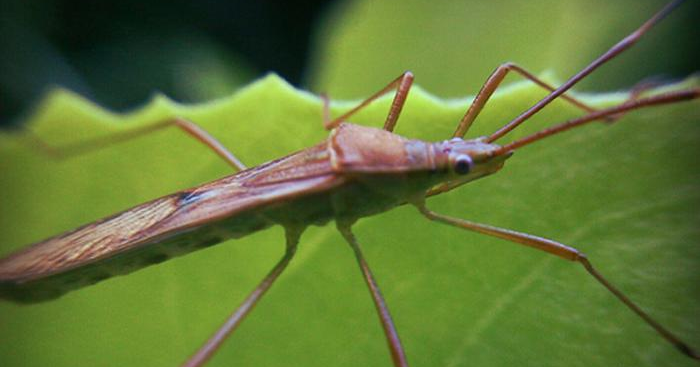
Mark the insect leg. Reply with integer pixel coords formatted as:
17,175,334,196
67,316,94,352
337,224,410,367
24,117,247,171
181,226,303,367
324,71,414,132
414,202,699,360
486,0,686,143
452,62,603,138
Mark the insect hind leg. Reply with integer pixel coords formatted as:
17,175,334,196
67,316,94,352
23,117,247,171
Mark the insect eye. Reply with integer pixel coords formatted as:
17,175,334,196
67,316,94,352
454,155,473,175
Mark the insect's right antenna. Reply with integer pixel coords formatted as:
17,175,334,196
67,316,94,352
492,88,700,155
485,0,686,143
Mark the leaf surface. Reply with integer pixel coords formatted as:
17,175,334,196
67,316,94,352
0,73,698,367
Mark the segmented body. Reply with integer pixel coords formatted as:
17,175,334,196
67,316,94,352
0,123,468,303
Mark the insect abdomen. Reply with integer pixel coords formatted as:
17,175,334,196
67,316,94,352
0,216,273,303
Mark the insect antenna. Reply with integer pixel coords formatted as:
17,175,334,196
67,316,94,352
483,87,700,359
491,88,700,156
482,0,685,144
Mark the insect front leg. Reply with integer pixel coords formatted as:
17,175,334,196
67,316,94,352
323,71,414,132
337,223,410,367
23,117,247,171
181,226,304,367
414,201,699,360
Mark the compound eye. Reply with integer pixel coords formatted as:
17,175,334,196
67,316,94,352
454,154,473,175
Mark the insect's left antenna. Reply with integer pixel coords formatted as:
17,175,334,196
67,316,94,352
485,0,686,143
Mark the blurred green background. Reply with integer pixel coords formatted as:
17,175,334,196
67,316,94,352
1,1,699,367
1,0,698,125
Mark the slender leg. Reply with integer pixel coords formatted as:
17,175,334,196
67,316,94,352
324,71,414,132
486,0,685,143
337,224,410,367
24,117,247,171
414,201,699,360
452,62,603,138
181,226,304,367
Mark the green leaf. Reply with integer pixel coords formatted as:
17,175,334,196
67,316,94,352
308,0,698,97
1,72,699,367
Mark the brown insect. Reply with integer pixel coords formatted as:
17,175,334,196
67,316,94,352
0,1,698,366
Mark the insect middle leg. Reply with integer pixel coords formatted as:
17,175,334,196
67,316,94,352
182,226,304,367
24,117,247,171
323,71,414,132
414,201,699,360
337,223,410,367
